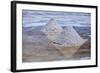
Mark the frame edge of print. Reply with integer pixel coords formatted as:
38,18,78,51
96,6,98,67
11,1,17,72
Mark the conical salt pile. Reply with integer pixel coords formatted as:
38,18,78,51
43,18,63,41
43,18,87,58
54,26,87,47
43,18,86,47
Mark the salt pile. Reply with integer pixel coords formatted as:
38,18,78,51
43,18,63,41
43,18,86,47
54,26,87,47
42,18,88,58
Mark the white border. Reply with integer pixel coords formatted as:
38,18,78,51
16,4,96,70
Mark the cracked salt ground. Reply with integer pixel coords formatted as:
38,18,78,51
22,38,67,62
22,33,90,62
